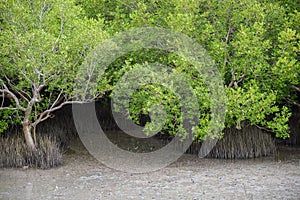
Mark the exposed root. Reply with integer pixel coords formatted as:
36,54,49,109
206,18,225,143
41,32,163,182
186,125,276,159
0,133,62,169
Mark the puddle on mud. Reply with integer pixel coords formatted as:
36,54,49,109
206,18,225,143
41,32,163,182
0,137,299,200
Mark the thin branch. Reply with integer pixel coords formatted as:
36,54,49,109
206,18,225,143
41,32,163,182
32,99,93,126
255,125,274,133
20,70,34,85
39,0,47,25
33,67,47,87
285,97,300,108
52,10,65,52
228,71,238,88
292,85,300,93
0,83,26,111
44,99,91,115
225,27,232,44
26,0,35,15
45,73,58,83
228,73,246,88
33,90,87,126
37,84,45,93
50,91,64,108
237,74,246,84
0,107,19,111
223,27,232,67
1,89,4,107
4,75,30,102
39,0,53,29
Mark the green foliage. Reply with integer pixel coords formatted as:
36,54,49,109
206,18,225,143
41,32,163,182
272,28,300,101
266,106,291,139
74,0,299,139
1,0,299,141
0,0,108,134
0,120,8,134
0,109,21,133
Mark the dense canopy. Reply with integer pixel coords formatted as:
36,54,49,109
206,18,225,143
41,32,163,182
0,0,299,150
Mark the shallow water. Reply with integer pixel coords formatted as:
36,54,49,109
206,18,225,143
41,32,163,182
0,139,299,200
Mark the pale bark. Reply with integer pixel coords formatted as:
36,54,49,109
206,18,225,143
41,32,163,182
1,75,91,150
22,99,36,150
23,120,36,150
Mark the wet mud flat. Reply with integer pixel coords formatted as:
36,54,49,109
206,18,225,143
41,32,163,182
0,140,299,200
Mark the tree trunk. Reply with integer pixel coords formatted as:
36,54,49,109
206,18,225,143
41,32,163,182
23,121,36,150
23,107,36,150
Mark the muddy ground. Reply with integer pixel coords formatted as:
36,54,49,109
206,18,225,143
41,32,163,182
0,138,299,200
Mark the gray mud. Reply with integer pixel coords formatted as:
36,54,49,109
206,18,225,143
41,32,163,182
0,138,299,200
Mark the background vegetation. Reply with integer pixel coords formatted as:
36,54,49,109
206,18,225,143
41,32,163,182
0,0,299,155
